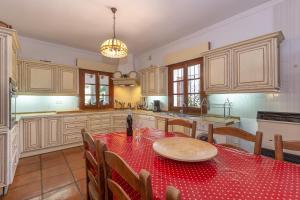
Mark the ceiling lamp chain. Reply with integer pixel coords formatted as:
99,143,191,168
100,7,128,58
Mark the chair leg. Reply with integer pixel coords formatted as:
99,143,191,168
274,134,284,161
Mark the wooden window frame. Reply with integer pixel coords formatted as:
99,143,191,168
79,69,114,110
168,58,207,114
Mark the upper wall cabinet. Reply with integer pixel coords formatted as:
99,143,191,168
18,60,78,95
203,31,284,93
139,65,168,96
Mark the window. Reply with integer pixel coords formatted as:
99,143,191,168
168,58,206,113
79,69,113,109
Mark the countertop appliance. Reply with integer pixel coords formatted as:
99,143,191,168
9,78,17,129
153,100,161,112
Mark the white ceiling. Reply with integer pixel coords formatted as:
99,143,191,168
0,0,271,54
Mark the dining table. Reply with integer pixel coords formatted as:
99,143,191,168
93,128,300,200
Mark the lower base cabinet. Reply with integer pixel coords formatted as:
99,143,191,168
62,116,88,144
44,117,62,147
22,118,42,152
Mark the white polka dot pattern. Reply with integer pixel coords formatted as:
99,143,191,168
93,129,300,200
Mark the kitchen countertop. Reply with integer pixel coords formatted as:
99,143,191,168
16,109,240,126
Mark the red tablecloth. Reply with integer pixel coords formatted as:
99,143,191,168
93,128,300,200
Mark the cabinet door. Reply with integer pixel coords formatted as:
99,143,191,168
62,116,87,144
156,117,166,131
158,67,168,95
58,67,78,94
0,134,6,186
24,62,56,93
232,39,279,91
44,118,61,147
147,68,157,95
88,114,111,133
140,71,148,96
11,49,17,81
204,50,231,93
23,119,42,152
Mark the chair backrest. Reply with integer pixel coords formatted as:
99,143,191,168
81,129,105,200
166,186,181,200
208,124,263,155
274,134,300,161
96,140,153,200
165,119,197,138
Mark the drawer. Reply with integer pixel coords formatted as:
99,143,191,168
63,116,88,122
89,114,110,120
90,127,110,134
63,132,82,144
90,118,111,126
63,121,87,130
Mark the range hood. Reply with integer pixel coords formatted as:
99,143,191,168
112,71,139,86
112,77,139,86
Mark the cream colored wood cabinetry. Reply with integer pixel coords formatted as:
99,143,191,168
111,114,127,132
22,118,42,152
18,60,78,95
204,50,231,92
133,114,156,129
44,117,62,148
139,66,168,96
155,117,166,131
203,31,284,93
62,116,87,144
9,124,20,184
0,133,6,187
88,113,111,133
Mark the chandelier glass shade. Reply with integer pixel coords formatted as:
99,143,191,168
100,7,128,58
100,38,128,58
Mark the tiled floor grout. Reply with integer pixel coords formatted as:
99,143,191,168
3,147,85,200
62,149,85,200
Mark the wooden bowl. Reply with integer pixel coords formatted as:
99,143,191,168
153,137,218,162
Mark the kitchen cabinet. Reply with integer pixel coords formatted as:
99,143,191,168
58,67,78,94
111,114,127,132
204,50,231,92
44,117,62,147
8,124,20,184
133,114,156,129
203,31,283,93
0,134,6,187
139,66,168,96
62,116,87,144
18,59,78,95
88,113,111,133
156,117,166,131
23,118,42,152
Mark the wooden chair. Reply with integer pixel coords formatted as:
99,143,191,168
81,129,105,200
96,140,153,200
165,119,197,138
208,124,263,155
166,186,181,200
274,134,300,161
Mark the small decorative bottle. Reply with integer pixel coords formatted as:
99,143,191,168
126,113,133,136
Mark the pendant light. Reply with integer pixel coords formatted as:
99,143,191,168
100,7,128,58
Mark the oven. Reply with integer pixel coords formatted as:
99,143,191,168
9,78,17,129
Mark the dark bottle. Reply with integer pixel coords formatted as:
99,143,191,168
126,114,133,136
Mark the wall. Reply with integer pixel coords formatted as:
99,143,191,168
114,86,141,107
16,96,78,113
135,0,300,136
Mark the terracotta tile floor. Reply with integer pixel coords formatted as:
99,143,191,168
2,146,87,200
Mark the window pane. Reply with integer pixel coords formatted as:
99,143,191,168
100,75,109,85
85,73,96,84
188,79,200,93
85,95,96,106
173,81,184,94
85,85,96,95
99,95,109,105
188,64,200,79
188,94,201,108
173,68,184,81
173,95,184,107
100,85,109,95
